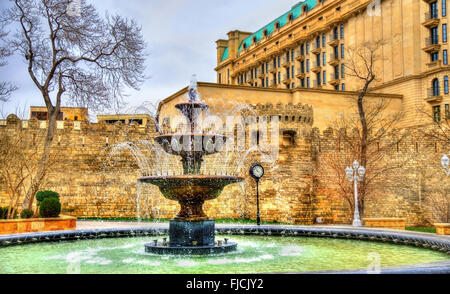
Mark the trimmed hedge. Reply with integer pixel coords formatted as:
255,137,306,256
20,209,35,219
0,207,18,219
39,198,61,218
36,191,60,204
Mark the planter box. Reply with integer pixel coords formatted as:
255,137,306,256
435,223,450,235
363,218,406,230
0,215,76,235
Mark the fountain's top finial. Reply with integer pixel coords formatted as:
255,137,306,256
188,74,199,103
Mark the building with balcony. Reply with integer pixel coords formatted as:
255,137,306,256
215,0,450,128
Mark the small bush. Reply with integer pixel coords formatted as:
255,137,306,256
39,198,61,218
20,209,35,219
36,191,60,204
0,207,18,219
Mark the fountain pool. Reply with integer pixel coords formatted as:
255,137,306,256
0,234,448,274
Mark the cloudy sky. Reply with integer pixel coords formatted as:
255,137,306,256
0,0,301,118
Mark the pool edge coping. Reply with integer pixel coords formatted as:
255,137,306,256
1,225,449,274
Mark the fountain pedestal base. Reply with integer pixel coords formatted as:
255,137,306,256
144,219,238,255
170,219,215,247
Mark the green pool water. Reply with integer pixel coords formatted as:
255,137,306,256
0,236,448,274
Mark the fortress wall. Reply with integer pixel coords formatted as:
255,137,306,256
0,105,447,226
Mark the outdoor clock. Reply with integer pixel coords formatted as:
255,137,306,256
250,163,264,181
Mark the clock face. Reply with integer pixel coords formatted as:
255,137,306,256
252,165,264,179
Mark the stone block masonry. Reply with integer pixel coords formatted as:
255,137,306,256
0,103,447,227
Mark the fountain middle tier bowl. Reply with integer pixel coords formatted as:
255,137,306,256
138,175,244,221
155,133,228,157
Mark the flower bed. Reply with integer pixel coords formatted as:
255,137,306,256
0,215,76,235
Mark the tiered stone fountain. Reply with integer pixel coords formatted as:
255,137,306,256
140,78,243,255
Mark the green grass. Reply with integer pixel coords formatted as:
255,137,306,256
406,227,437,234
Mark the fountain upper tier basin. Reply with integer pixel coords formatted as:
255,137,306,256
138,175,244,221
155,133,228,157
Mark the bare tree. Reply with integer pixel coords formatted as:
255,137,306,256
0,27,17,102
2,0,147,209
318,40,409,218
317,99,408,218
0,116,54,218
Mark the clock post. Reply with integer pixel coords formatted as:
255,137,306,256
250,162,265,226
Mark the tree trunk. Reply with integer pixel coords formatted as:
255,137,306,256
22,107,58,210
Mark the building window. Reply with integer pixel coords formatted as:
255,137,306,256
322,34,326,47
322,52,326,66
316,36,321,48
316,72,321,86
275,22,280,29
306,59,310,72
291,66,295,78
262,79,265,87
300,44,305,55
316,54,321,66
277,56,281,67
278,72,281,84
301,78,305,88
218,73,222,84
287,67,290,79
333,27,339,40
433,105,441,122
306,42,310,54
444,0,447,17
334,85,340,90
307,77,310,88
431,26,439,44
263,29,268,37
445,104,450,119
432,78,440,96
323,71,327,84
431,1,438,18
266,77,269,88
341,64,345,78
341,44,345,58
432,52,439,61
291,49,295,61
444,50,448,65
342,83,346,91
443,24,448,43
273,73,277,85
253,36,258,44
340,24,344,39
288,13,294,22
266,62,269,73
445,76,449,94
292,83,295,88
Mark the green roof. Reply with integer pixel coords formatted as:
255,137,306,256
220,47,229,62
238,0,317,53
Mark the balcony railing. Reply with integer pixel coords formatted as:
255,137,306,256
426,87,443,103
328,33,340,46
425,37,440,46
295,50,305,61
425,11,439,21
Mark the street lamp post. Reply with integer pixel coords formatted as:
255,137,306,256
250,163,265,226
345,161,366,227
442,153,450,176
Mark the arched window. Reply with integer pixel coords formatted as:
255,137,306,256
275,22,280,30
263,29,268,37
288,13,294,22
253,36,258,43
302,5,308,13
243,43,247,49
432,78,440,96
